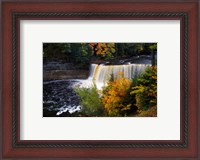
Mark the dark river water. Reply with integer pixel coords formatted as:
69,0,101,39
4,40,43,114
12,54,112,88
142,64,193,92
43,80,82,117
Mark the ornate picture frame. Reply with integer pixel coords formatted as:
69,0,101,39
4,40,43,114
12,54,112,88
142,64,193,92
1,0,199,159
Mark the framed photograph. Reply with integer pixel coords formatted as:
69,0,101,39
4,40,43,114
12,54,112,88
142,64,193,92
1,0,199,159
43,42,157,118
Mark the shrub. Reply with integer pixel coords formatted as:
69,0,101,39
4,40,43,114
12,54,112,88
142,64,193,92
101,75,135,116
136,106,157,117
130,66,157,111
74,85,105,116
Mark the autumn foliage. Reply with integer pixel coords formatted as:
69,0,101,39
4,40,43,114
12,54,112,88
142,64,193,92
101,75,133,116
101,66,157,117
75,66,157,117
89,43,116,60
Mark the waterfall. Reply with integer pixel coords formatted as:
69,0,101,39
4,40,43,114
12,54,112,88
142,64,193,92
88,64,98,80
88,63,149,89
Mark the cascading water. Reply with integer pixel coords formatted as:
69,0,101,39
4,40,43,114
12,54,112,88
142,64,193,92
88,64,99,80
87,63,149,89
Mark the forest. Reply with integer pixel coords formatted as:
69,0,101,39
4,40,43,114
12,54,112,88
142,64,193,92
43,43,157,67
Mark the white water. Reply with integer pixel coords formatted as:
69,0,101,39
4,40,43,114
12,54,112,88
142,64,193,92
56,105,81,115
86,63,149,89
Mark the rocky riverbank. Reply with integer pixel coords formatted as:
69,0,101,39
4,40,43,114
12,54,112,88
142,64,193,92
44,70,89,81
43,61,89,81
